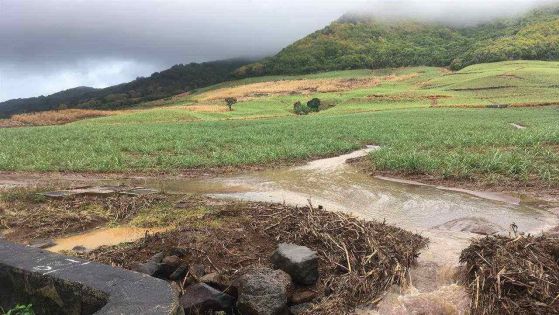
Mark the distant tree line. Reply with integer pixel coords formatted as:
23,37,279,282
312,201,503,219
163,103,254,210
0,59,252,118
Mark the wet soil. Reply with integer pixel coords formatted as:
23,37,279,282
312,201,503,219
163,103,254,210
0,192,171,243
87,197,425,314
1,147,558,314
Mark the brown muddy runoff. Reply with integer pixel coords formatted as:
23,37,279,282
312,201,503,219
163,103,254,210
2,146,557,314
124,145,556,313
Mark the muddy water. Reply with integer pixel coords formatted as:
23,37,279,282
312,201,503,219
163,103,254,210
3,146,558,313
185,145,554,314
210,147,556,234
49,227,168,253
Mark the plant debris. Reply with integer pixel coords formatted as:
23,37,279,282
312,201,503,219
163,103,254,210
460,234,559,315
0,191,167,242
85,197,427,314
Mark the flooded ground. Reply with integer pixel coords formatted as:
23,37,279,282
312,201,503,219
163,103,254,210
2,146,557,314
49,226,168,253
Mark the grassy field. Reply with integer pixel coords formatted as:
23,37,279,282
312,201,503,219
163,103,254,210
0,61,558,187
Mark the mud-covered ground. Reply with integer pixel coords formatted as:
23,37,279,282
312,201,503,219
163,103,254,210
0,188,427,314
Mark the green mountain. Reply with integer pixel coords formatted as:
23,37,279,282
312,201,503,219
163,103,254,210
0,59,252,117
236,5,559,76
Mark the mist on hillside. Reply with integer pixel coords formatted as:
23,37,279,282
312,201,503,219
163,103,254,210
0,0,556,101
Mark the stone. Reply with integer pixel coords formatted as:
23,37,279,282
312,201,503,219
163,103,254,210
189,264,206,279
271,243,319,285
180,283,235,314
133,252,167,277
289,303,313,315
170,247,189,257
234,266,292,315
169,264,189,281
150,252,166,263
200,272,230,291
159,255,182,278
435,217,504,235
290,290,318,304
133,261,160,277
72,245,89,255
0,240,181,314
28,238,56,249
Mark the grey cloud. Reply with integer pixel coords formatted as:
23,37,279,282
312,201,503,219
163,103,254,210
0,0,555,101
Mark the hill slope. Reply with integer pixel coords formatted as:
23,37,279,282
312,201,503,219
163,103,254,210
236,5,559,76
0,59,251,118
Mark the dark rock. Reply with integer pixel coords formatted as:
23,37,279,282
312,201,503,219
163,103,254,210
289,303,312,315
271,243,319,285
183,264,208,286
150,252,166,263
133,261,160,277
435,217,504,235
133,252,167,277
170,247,189,257
189,264,206,279
71,245,89,255
290,290,318,305
234,266,292,315
180,283,235,314
28,239,56,249
159,255,181,278
200,272,231,291
169,264,189,281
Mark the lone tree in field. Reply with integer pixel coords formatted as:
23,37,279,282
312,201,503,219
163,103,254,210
225,97,237,111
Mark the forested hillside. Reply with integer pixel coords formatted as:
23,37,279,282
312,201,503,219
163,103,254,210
0,59,251,117
236,5,559,75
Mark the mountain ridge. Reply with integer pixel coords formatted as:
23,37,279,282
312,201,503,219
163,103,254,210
235,4,559,76
2,4,558,117
0,59,252,117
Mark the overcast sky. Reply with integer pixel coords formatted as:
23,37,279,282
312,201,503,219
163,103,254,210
0,0,556,101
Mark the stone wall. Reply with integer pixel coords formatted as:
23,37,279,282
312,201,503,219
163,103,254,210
0,240,182,315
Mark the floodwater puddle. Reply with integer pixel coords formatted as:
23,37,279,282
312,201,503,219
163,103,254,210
3,146,558,313
376,176,521,205
48,226,168,253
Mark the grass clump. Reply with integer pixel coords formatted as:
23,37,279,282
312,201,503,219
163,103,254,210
2,304,35,315
130,201,215,228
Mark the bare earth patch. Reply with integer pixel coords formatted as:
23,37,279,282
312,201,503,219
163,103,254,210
167,105,229,112
0,109,114,127
195,74,417,102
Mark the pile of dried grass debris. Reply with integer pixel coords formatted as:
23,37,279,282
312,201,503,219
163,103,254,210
460,234,559,315
251,202,428,313
87,199,427,314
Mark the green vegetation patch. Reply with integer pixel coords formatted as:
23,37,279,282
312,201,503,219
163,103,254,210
130,201,217,228
239,5,559,76
0,61,558,188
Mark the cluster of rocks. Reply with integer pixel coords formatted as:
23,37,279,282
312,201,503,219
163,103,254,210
133,243,321,315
